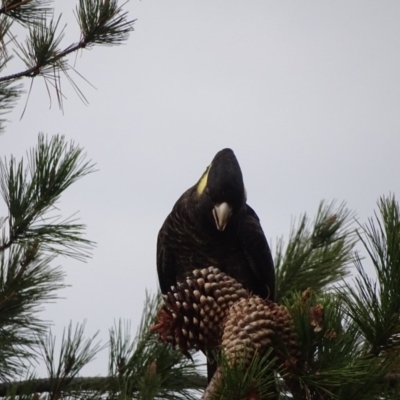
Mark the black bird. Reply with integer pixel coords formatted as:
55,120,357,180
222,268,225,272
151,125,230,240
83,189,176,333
157,148,275,380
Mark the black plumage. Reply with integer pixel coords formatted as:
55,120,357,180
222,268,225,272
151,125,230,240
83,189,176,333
156,148,275,380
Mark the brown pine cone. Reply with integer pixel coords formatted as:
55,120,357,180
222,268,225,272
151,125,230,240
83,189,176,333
221,296,276,365
150,267,248,356
151,267,300,371
269,302,300,370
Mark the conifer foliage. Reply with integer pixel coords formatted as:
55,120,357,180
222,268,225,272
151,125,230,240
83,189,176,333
0,2,205,399
0,0,134,129
1,2,400,400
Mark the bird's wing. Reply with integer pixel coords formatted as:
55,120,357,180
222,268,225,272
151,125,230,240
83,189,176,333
241,204,275,300
156,216,177,294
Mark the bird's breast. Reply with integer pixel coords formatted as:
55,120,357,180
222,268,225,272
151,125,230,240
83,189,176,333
172,225,251,285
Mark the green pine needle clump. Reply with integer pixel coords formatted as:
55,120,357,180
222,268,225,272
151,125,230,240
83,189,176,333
341,195,400,357
282,290,389,400
0,133,96,382
77,0,135,47
275,201,356,302
0,133,96,260
109,294,204,400
210,351,278,400
0,0,135,131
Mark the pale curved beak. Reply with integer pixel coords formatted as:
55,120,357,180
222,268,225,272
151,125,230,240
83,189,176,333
212,202,232,231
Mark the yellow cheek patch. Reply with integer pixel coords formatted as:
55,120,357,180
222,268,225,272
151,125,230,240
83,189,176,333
196,164,211,195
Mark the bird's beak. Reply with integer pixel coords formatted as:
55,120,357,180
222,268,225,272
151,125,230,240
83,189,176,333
212,202,232,231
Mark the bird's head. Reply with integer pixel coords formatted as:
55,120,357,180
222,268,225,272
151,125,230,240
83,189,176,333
195,148,246,232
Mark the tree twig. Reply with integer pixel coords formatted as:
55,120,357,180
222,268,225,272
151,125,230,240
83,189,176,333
0,41,83,83
0,0,33,15
0,375,208,397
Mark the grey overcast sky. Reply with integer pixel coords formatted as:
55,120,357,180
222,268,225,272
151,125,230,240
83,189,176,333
1,1,400,376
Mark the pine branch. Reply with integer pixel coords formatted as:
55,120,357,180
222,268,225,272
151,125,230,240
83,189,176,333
0,295,207,397
0,0,135,125
0,0,135,84
5,15,68,81
0,133,96,260
0,242,65,381
0,29,23,132
201,352,278,400
0,375,208,397
76,0,135,47
2,373,396,399
0,0,52,25
0,80,21,133
38,322,103,400
0,134,96,382
340,195,400,356
282,290,391,400
109,293,205,400
275,201,357,302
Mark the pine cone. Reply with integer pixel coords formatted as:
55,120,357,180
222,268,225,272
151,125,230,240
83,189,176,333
151,267,300,370
151,267,248,355
222,296,276,365
269,302,300,370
